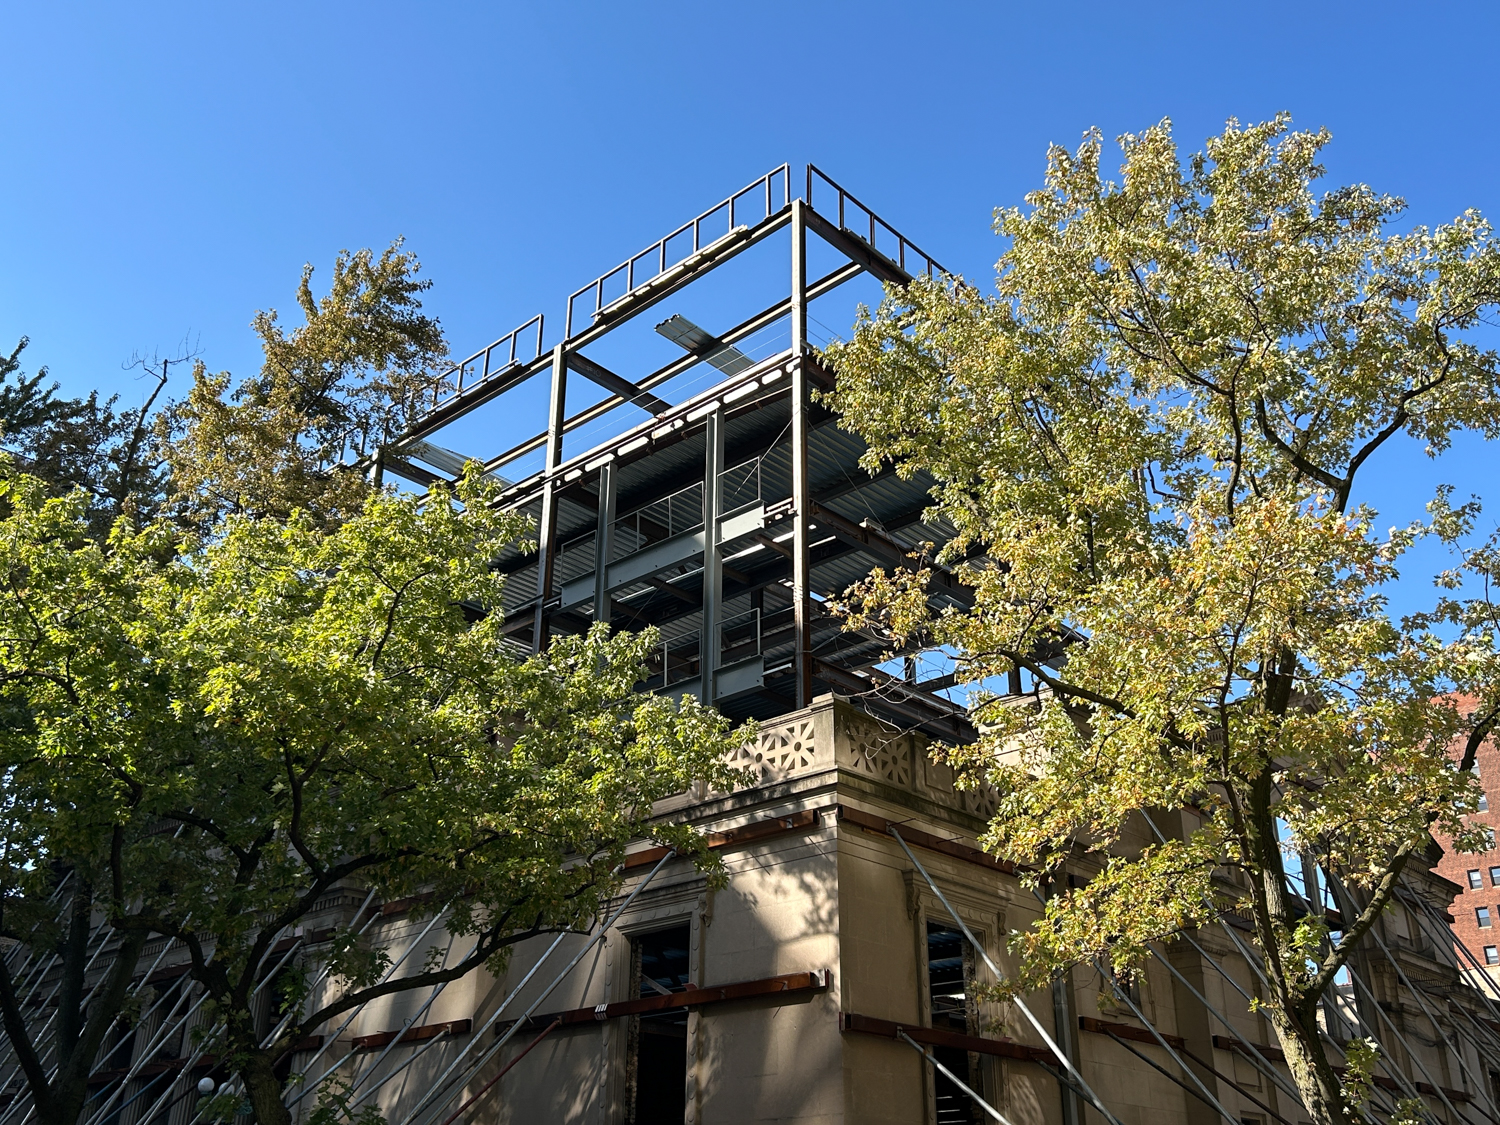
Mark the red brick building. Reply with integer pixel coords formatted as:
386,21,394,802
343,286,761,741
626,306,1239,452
1434,706,1500,997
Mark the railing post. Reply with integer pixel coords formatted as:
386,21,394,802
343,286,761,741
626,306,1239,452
700,406,725,703
532,344,568,653
790,198,812,708
593,462,616,625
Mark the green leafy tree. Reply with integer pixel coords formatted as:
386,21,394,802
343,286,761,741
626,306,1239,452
0,469,745,1125
0,239,749,1125
0,241,445,1125
825,115,1500,1125
0,337,169,534
163,238,445,528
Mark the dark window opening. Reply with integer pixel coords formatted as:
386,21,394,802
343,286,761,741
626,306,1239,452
927,922,979,1125
627,923,690,1125
1102,962,1142,1007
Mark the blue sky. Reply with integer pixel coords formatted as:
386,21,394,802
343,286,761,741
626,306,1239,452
3,0,1498,611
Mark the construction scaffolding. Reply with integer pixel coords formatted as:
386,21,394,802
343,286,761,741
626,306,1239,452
4,165,1500,1125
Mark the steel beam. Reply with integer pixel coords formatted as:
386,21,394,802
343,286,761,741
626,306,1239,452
532,344,568,652
592,463,616,623
566,352,670,416
700,406,725,702
790,199,812,707
479,262,860,481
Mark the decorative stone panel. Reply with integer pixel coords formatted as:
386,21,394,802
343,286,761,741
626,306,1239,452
832,698,1000,820
724,715,819,784
839,711,914,787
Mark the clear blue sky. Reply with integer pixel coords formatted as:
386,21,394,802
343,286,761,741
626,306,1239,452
3,0,1497,608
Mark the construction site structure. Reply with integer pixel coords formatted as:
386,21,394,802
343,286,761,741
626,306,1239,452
6,165,1500,1125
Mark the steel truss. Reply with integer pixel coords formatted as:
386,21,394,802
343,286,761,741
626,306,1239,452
377,163,972,741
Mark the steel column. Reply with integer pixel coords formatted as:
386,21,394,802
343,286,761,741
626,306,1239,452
790,198,812,707
700,407,724,701
532,344,568,652
593,463,616,624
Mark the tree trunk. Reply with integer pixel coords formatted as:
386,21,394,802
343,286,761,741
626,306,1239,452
242,1049,293,1125
1264,1006,1357,1125
2,925,150,1125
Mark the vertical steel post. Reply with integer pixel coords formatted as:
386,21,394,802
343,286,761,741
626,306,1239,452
700,407,725,702
593,462,616,625
532,344,568,652
789,198,812,708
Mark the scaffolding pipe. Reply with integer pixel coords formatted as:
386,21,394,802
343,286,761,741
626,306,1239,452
1136,812,1407,1120
887,827,1126,1125
94,929,309,1125
1409,894,1500,1028
433,1018,561,1125
1304,878,1456,1125
344,936,474,1109
1350,891,1499,1121
896,1029,1014,1125
1094,960,1241,1125
0,918,123,1125
391,850,677,1125
1338,953,1464,1125
1145,942,1309,1107
282,895,446,1109
1101,1030,1267,1125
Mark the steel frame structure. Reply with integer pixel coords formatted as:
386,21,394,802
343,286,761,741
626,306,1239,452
383,163,968,740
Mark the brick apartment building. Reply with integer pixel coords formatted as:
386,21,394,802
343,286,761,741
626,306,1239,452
1435,705,1500,997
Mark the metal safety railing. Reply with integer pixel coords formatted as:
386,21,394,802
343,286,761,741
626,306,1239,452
611,480,704,561
427,313,546,412
719,459,764,513
648,632,700,689
565,164,791,337
719,607,762,665
806,164,946,280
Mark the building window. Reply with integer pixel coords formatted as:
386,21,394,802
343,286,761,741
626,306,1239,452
1481,794,1492,812
1478,907,1493,928
1490,866,1500,887
626,923,691,1125
1486,946,1500,966
1488,827,1498,849
927,921,980,1124
1471,870,1485,890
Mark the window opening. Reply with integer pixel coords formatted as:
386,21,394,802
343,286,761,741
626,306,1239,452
1490,866,1500,887
626,923,691,1125
1484,945,1499,966
1470,870,1484,890
927,921,979,1125
1477,906,1492,928
1101,962,1142,1007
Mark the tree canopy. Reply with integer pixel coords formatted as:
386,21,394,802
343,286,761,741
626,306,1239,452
0,242,750,1125
826,114,1500,1125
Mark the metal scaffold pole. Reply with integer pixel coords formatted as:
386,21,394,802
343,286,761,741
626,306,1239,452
888,827,1126,1125
789,197,811,708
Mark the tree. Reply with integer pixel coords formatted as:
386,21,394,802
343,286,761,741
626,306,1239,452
0,240,446,1125
0,239,749,1125
824,114,1500,1125
162,238,445,528
0,337,170,535
0,469,745,1125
